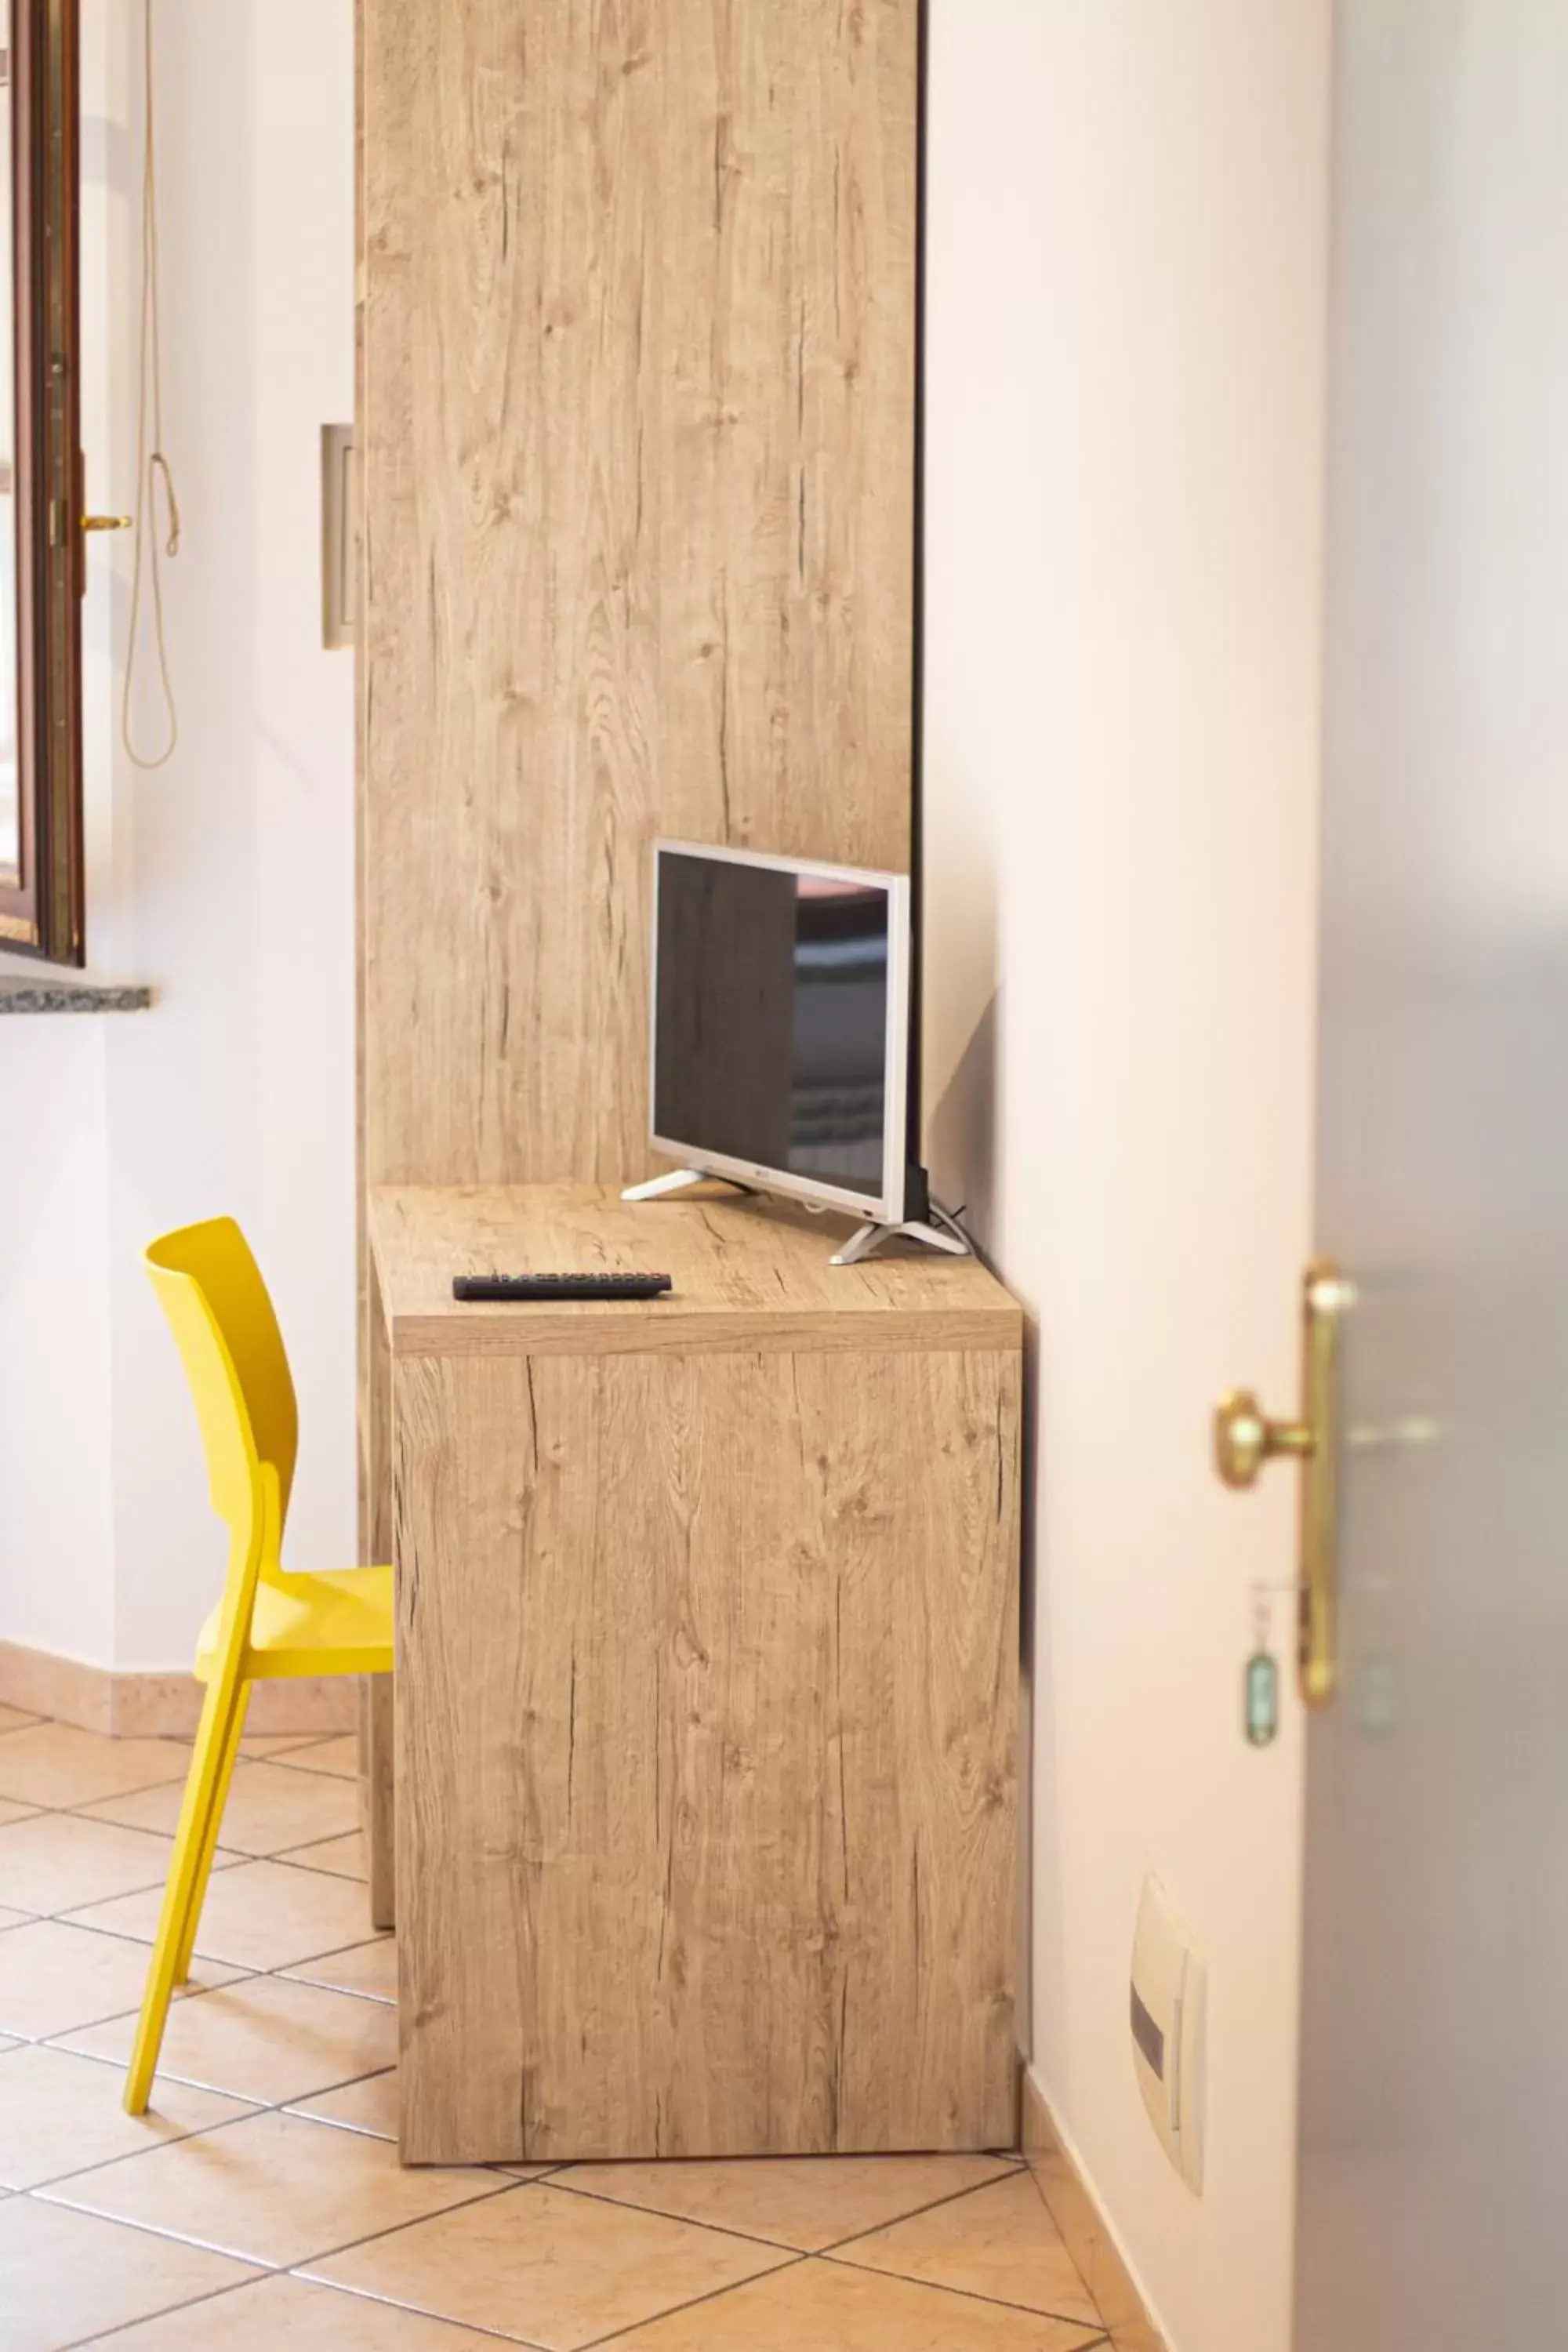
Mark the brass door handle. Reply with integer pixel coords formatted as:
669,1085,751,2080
1214,1263,1351,1710
1213,1392,1313,1487
82,514,132,532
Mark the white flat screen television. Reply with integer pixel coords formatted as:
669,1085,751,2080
648,840,915,1225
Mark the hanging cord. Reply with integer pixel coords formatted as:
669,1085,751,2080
121,0,180,770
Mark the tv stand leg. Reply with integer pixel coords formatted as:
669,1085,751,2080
621,1167,755,1204
831,1209,974,1267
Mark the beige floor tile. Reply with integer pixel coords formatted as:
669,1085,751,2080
0,1704,42,1735
612,2256,1107,2350
0,2194,259,2351
274,1733,360,1778
0,1918,242,2041
45,2104,502,2270
835,2168,1103,2325
0,1904,34,1928
557,2152,1021,2254
0,1724,190,1812
281,1828,367,1880
286,2068,400,2140
69,1969,393,2103
0,1799,38,1828
281,1934,397,2002
58,1972,397,2106
86,2271,513,2349
0,2043,251,2190
0,1814,219,1917
60,1858,378,1973
85,1759,360,1857
281,2067,550,2162
307,2180,794,2350
238,1733,328,1758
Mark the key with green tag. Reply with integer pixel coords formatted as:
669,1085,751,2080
1243,1582,1291,1748
1245,1648,1280,1746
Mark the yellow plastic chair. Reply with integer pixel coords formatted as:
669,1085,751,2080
123,1217,393,2115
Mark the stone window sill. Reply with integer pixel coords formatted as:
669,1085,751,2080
0,978,154,1014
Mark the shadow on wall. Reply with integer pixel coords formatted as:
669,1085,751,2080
926,986,1000,1244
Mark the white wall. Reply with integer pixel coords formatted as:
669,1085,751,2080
0,1024,116,1661
0,0,356,1671
922,8,1330,2350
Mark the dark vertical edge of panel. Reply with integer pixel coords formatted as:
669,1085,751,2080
906,0,929,1174
45,0,84,964
0,0,42,952
2,0,85,965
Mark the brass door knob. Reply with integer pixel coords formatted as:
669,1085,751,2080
82,514,132,532
1213,1262,1351,1709
1213,1391,1313,1490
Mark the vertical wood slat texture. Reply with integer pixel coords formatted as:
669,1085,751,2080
394,1342,1019,2165
358,1253,396,1933
360,0,918,1189
354,0,397,1933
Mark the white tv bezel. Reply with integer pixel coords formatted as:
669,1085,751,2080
648,837,913,1227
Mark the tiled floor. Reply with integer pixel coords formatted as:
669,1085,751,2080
0,1712,1109,2350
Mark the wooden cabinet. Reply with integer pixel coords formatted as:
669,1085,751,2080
354,8,924,1919
358,2,918,1194
371,1185,1022,2165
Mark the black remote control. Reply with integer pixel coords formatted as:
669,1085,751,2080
452,1272,673,1302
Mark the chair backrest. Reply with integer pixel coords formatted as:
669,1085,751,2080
143,1218,299,1540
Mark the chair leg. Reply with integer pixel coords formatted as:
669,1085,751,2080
123,1674,244,2116
171,1680,249,1986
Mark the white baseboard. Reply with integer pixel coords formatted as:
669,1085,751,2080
1022,2064,1174,2352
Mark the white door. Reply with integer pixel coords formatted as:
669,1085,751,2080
1293,4,1568,2342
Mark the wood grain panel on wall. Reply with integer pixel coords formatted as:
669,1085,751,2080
394,1343,1018,2163
361,0,917,1188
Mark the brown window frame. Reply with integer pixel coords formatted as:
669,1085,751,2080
0,0,82,966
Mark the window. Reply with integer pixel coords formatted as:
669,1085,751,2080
0,0,82,965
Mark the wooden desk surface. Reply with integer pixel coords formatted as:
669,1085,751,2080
368,1182,1022,1357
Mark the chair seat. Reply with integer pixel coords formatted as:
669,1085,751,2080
195,1564,394,1682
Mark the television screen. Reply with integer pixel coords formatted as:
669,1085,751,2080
652,844,907,1211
